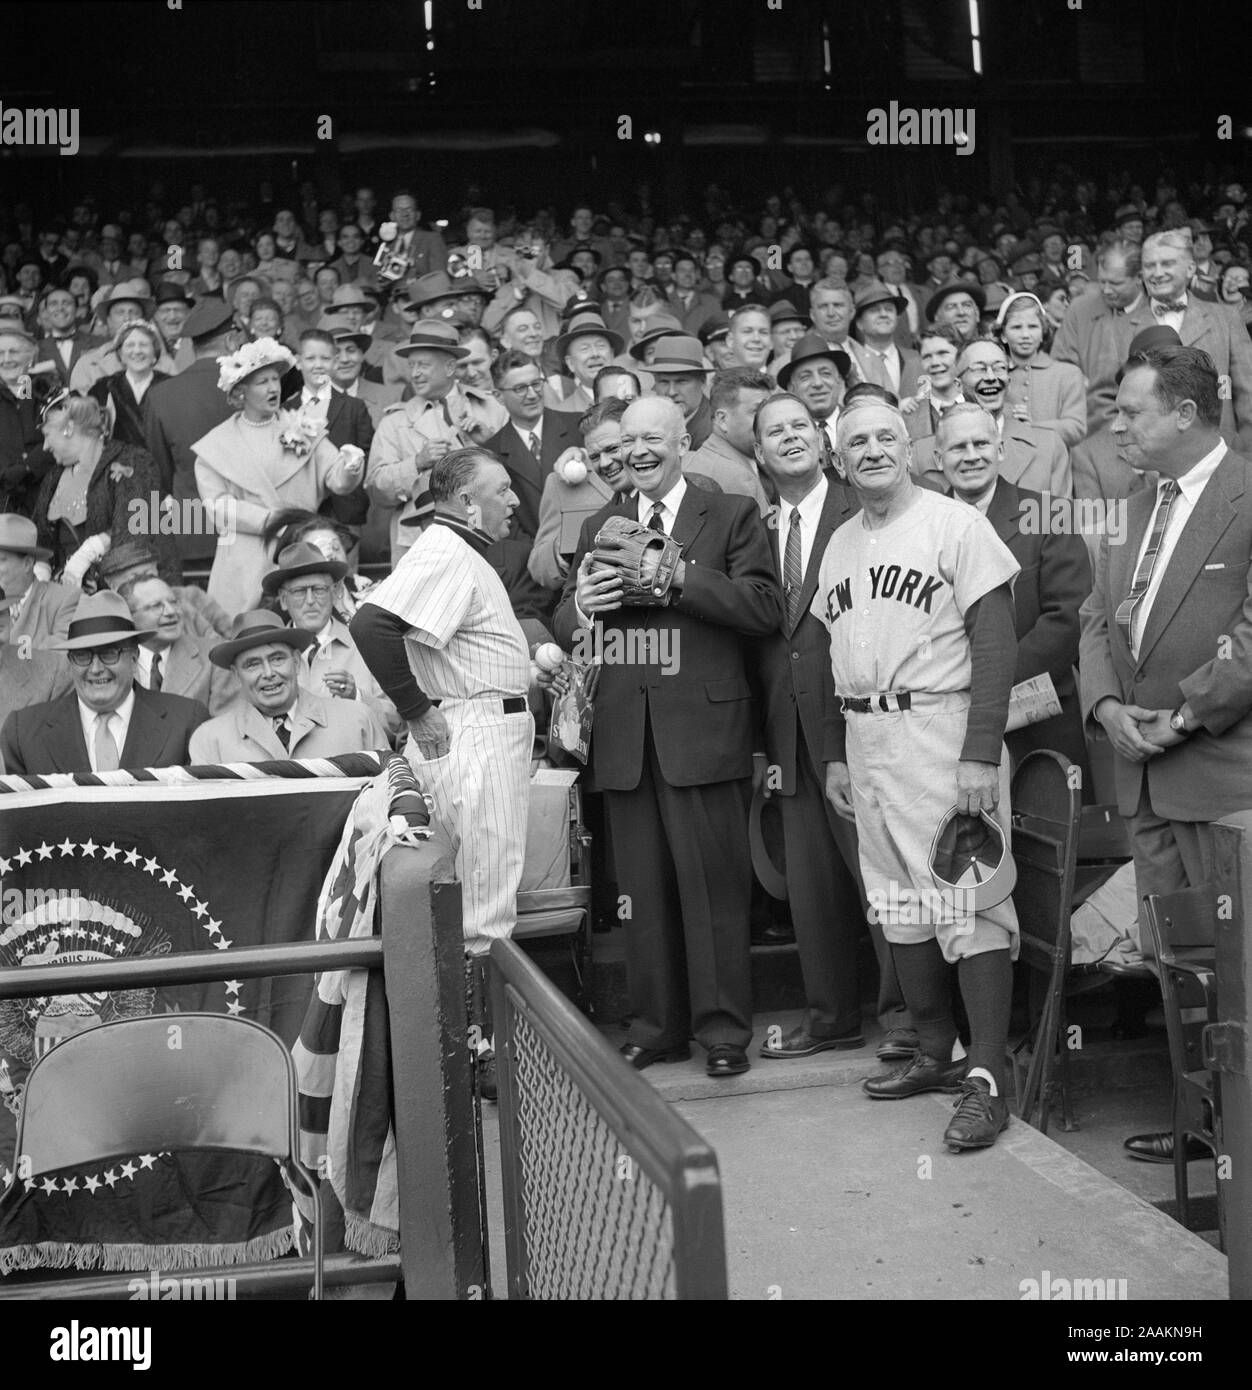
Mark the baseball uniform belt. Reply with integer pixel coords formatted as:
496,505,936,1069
432,696,528,713
841,691,913,714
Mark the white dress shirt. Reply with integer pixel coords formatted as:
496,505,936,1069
780,474,829,579
301,384,331,422
77,689,136,772
1131,441,1226,657
636,477,688,535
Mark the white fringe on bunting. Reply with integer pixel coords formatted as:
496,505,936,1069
0,1225,296,1275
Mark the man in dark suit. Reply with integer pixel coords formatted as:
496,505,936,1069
144,299,244,566
0,592,208,775
750,393,898,1058
937,402,1092,781
0,587,72,727
34,285,99,389
554,397,781,1077
1080,343,1252,1164
485,348,580,620
282,327,374,530
666,253,721,337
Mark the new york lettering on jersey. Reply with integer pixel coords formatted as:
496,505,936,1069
823,565,945,623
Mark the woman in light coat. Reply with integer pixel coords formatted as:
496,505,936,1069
193,338,363,616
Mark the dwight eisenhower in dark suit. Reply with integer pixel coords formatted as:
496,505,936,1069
0,591,207,776
554,397,781,1077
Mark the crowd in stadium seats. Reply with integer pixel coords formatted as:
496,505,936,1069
2,165,1251,1154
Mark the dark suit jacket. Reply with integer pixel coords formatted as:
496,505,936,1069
1079,446,1252,819
0,685,209,776
553,488,781,789
282,386,374,526
981,479,1092,768
751,477,859,794
144,356,232,501
485,411,582,541
35,332,100,389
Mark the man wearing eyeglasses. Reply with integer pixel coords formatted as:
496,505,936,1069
117,574,234,716
262,542,399,739
912,340,1071,497
483,349,580,618
0,591,209,776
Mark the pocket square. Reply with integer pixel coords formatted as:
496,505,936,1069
1204,563,1227,571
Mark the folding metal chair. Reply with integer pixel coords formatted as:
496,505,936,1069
1008,750,1082,1133
1144,888,1222,1244
0,1013,323,1298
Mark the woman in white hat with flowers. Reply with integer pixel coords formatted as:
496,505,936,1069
192,338,365,616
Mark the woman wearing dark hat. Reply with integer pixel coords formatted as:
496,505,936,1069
87,321,170,448
34,390,174,588
192,338,366,616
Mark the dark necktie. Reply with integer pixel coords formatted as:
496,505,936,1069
272,714,291,750
1115,479,1180,653
527,430,541,463
783,507,804,628
149,653,163,692
1153,299,1186,316
647,502,665,533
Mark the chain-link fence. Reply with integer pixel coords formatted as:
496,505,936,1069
491,939,726,1300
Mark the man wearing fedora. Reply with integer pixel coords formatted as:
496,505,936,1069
375,271,493,389
189,609,389,764
0,591,209,775
367,319,507,567
117,573,235,715
767,301,810,367
262,541,398,739
153,281,195,370
686,367,775,514
847,281,923,399
648,334,715,451
777,334,853,462
0,515,77,650
71,283,174,393
546,309,624,417
926,283,985,347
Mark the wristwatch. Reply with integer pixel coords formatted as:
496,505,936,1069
1168,706,1190,735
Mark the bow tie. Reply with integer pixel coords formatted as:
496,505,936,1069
1152,299,1186,315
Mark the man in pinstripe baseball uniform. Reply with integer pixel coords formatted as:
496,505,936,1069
351,446,543,962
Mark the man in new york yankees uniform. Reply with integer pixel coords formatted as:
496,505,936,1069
817,400,1022,1152
351,447,547,965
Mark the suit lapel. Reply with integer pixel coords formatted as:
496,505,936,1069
120,687,167,767
999,430,1036,486
45,693,90,773
1180,302,1215,350
505,422,545,496
670,487,709,554
985,478,1021,547
1137,452,1242,665
287,692,327,753
326,390,346,435
240,701,286,758
788,480,852,633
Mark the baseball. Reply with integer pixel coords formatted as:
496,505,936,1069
535,643,565,672
559,456,587,485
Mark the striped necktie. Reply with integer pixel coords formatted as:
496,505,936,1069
1115,479,1180,653
272,714,291,750
783,507,804,628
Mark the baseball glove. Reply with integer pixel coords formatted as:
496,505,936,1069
590,514,683,606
